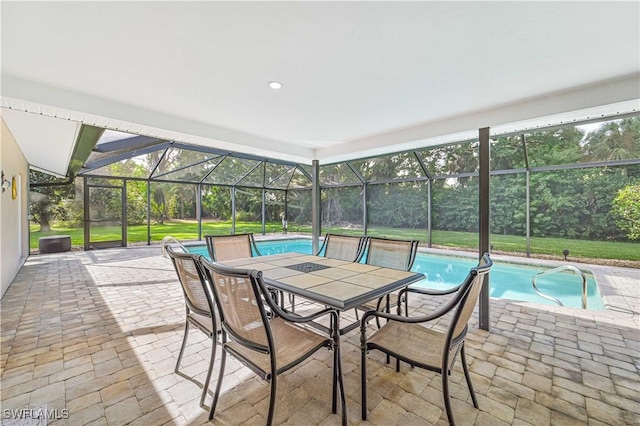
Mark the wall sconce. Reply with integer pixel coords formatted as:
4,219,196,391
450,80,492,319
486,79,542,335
1,171,11,193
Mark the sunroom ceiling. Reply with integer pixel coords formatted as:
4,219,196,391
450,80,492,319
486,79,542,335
1,2,639,176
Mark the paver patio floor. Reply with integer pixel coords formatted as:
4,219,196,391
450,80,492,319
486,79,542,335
1,247,638,425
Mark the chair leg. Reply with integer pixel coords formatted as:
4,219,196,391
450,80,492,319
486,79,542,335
199,336,216,407
331,312,339,414
442,368,455,426
266,374,277,426
361,345,367,420
335,344,347,426
332,341,338,413
175,321,190,373
405,293,409,318
209,348,227,420
460,344,478,408
288,293,295,313
381,297,390,364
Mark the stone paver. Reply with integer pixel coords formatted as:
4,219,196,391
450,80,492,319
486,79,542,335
1,246,638,425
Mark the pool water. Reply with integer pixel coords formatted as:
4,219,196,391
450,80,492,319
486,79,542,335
188,238,604,310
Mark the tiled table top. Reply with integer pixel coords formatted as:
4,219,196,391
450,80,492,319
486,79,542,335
222,253,424,310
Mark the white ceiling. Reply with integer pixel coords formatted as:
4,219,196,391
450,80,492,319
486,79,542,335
1,108,80,176
1,2,639,173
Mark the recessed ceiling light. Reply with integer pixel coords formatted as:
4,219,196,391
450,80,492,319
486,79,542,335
268,81,283,90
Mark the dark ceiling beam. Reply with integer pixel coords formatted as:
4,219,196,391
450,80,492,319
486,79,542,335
80,141,171,173
67,125,105,177
296,165,313,181
170,142,301,167
93,135,164,153
152,156,221,179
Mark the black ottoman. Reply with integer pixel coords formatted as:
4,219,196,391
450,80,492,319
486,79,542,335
39,235,72,253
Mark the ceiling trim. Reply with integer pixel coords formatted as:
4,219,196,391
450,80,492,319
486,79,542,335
2,72,639,167
1,75,314,163
316,73,640,163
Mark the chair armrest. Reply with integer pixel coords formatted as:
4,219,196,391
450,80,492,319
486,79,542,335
272,303,337,325
398,284,461,300
262,286,341,342
361,286,462,328
361,307,448,326
258,278,337,324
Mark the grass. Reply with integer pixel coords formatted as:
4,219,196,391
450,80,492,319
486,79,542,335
30,220,282,248
30,220,640,262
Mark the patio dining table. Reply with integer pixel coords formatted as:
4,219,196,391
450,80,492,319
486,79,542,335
217,251,425,418
219,251,425,335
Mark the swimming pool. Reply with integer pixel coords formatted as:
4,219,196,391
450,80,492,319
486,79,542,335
188,238,604,310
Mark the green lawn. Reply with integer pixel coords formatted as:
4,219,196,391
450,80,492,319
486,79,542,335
30,220,639,262
29,220,283,248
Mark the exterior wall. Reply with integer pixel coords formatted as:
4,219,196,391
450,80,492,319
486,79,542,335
1,118,29,298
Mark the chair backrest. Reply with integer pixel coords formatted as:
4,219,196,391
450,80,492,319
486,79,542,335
205,233,260,262
450,253,493,341
319,233,366,262
166,246,215,318
364,237,419,271
199,257,271,351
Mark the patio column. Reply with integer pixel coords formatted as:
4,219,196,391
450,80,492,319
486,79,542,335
231,186,236,234
427,179,432,247
522,134,531,257
311,160,321,253
526,170,531,257
284,190,288,229
262,189,266,235
146,181,151,245
362,182,368,235
83,177,90,250
479,127,491,331
122,180,127,246
197,183,202,240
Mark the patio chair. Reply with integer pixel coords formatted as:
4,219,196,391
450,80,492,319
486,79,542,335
360,253,492,425
205,232,290,309
166,246,219,408
199,256,347,425
317,233,367,262
204,232,261,261
359,237,419,327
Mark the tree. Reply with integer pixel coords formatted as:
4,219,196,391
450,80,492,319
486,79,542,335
201,186,231,220
584,117,640,162
612,184,640,240
29,171,76,231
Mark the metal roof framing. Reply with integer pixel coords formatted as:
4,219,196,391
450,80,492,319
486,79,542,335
60,114,640,191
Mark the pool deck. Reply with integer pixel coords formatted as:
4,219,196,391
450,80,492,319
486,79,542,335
1,246,638,425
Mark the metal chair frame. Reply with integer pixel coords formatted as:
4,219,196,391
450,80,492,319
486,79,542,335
316,233,368,262
359,237,419,327
166,246,218,408
199,256,347,425
360,253,492,425
204,232,262,261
